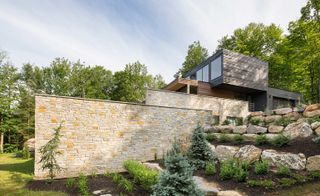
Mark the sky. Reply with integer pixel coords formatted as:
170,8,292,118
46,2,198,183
0,0,307,82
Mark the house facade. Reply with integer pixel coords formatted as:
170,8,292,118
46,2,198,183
165,49,302,112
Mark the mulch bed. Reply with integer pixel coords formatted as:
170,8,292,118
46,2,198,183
26,172,150,196
210,136,320,157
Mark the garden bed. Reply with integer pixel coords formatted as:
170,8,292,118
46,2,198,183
26,173,149,196
209,136,320,157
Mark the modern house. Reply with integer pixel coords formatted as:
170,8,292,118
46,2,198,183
165,49,302,112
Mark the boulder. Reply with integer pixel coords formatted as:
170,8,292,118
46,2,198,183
218,191,243,196
306,155,320,171
303,104,320,118
268,125,284,133
273,108,292,115
142,162,163,172
234,145,262,164
261,149,306,170
215,145,239,162
204,125,215,133
315,127,320,136
24,138,35,152
243,134,257,142
246,125,267,134
265,115,282,123
283,122,313,139
250,111,264,117
265,134,279,141
293,106,305,113
283,112,301,121
193,176,220,196
233,125,247,134
213,125,234,133
311,122,320,130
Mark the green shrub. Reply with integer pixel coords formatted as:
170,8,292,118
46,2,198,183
247,179,274,189
65,178,76,189
206,133,217,142
312,136,320,145
271,134,291,147
234,167,248,182
235,118,243,126
4,144,18,153
219,133,232,143
310,171,320,179
22,146,30,159
15,150,24,158
254,160,269,175
105,172,133,193
152,140,203,196
91,171,97,178
249,118,263,126
255,134,268,145
291,173,309,183
279,178,296,187
123,160,158,191
239,161,250,171
233,134,244,144
205,162,216,175
307,116,320,124
219,159,236,180
78,174,89,196
277,165,291,177
275,117,293,127
187,125,215,169
222,119,231,125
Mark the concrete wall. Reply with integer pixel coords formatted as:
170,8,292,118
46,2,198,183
145,89,250,122
35,95,212,179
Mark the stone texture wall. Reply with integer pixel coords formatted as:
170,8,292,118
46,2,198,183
145,89,250,122
35,95,212,179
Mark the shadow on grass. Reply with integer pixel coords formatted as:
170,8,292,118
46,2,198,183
0,158,34,175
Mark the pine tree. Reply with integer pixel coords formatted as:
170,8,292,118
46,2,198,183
187,125,215,170
152,140,203,196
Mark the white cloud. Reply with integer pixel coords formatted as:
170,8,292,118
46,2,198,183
0,0,307,82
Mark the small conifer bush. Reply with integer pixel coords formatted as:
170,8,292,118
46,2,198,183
205,162,216,175
277,165,291,177
254,160,269,175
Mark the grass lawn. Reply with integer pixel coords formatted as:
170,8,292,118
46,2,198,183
0,153,67,196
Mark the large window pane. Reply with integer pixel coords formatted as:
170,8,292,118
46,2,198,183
196,69,203,81
203,65,209,82
211,56,222,80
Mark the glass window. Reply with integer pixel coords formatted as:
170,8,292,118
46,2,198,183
203,65,209,82
196,69,203,81
210,56,222,80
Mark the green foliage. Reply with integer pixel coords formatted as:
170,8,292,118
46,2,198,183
254,160,269,175
247,179,274,189
291,173,309,183
65,178,76,189
255,134,269,145
38,123,63,182
219,134,232,143
307,116,320,124
234,167,248,182
3,144,18,153
105,172,134,193
271,134,291,147
312,136,320,144
205,133,217,142
222,119,231,125
233,134,244,144
187,125,214,170
205,162,216,175
239,161,250,172
249,117,263,126
219,159,236,180
235,118,244,126
279,178,296,187
275,117,293,127
78,174,89,196
91,171,97,178
123,160,158,191
309,171,320,179
180,41,208,76
277,165,291,177
22,145,30,159
152,140,203,196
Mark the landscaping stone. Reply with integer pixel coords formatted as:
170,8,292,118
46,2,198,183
306,155,320,171
265,134,279,141
92,189,106,195
265,115,282,123
261,149,306,170
311,122,320,130
218,191,243,196
273,108,292,115
250,111,264,117
204,125,215,133
315,127,320,136
246,125,267,134
268,125,284,133
283,122,313,139
293,106,305,113
193,176,220,196
215,145,239,162
24,138,35,152
142,162,163,172
283,112,301,121
233,125,247,134
234,145,262,164
242,134,257,142
303,104,320,117
212,126,234,133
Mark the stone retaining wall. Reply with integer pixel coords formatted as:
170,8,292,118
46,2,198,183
34,95,212,179
146,89,250,122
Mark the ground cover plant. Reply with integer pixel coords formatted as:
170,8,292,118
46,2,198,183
104,172,134,193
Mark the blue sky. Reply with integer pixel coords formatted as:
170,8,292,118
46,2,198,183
0,0,306,82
